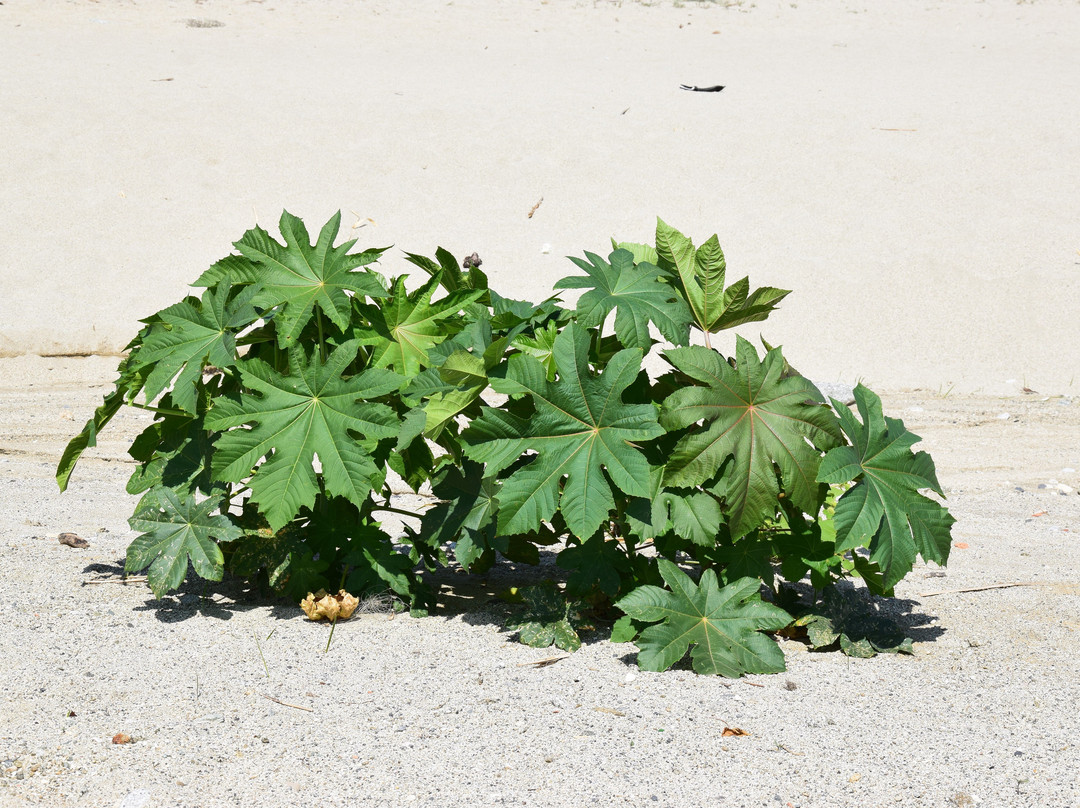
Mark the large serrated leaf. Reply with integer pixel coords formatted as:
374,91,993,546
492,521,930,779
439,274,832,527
616,560,792,677
554,248,692,349
817,384,954,588
230,211,388,346
134,282,257,413
463,323,663,539
206,340,401,531
126,488,241,598
660,338,844,537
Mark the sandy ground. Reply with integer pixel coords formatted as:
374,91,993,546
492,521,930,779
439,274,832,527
3,0,1080,806
1,0,1079,394
1,357,1079,808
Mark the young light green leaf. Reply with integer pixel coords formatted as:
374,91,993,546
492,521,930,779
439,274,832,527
654,219,790,336
126,488,241,598
554,248,692,349
134,282,257,413
463,323,663,539
354,274,484,377
661,338,844,537
817,384,954,588
231,211,388,346
206,340,401,531
616,559,792,677
512,321,560,381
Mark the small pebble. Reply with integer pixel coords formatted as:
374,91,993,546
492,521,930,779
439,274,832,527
996,413,1010,420
540,244,552,254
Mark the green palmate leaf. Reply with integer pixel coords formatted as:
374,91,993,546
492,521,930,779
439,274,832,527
215,211,388,346
422,349,489,438
463,323,663,539
661,338,844,537
126,488,241,598
354,274,485,377
506,582,587,652
654,219,789,336
795,586,913,658
616,560,792,677
817,384,954,588
554,248,692,349
134,282,258,413
206,340,401,531
628,481,725,548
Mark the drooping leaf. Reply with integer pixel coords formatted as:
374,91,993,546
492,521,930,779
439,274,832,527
353,274,485,377
661,338,844,537
418,459,500,571
654,219,789,336
817,384,954,588
126,408,216,497
206,340,401,531
506,582,587,652
126,488,241,598
221,211,388,346
463,323,663,539
554,248,692,349
56,351,150,492
795,586,913,657
134,282,258,412
616,559,792,677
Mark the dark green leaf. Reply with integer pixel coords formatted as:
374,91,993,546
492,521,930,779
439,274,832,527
126,488,241,598
206,340,401,531
464,323,663,539
558,533,630,599
817,384,954,588
134,282,257,412
230,211,388,346
555,248,692,349
796,586,913,657
506,582,586,652
616,559,791,677
661,338,844,537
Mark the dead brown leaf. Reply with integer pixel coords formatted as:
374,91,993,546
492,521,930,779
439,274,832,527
58,532,89,549
721,727,749,737
300,589,359,621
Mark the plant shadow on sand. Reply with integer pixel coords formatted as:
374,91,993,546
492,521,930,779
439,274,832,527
84,551,946,667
